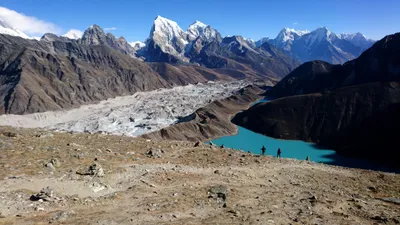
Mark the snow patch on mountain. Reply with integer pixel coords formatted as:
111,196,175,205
62,29,83,39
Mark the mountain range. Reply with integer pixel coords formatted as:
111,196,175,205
0,14,385,116
0,15,375,65
0,22,295,114
265,28,376,64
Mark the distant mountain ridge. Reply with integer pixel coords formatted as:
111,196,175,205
265,27,376,64
0,14,376,66
139,16,299,78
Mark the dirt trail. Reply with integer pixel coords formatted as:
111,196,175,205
0,126,399,224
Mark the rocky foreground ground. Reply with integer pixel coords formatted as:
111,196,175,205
0,126,399,225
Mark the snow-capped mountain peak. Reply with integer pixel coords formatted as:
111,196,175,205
129,41,146,51
305,27,340,44
145,16,189,61
62,29,83,40
276,28,309,43
187,20,221,43
341,32,366,40
189,20,207,29
340,32,375,49
187,20,208,38
0,17,30,39
152,15,187,42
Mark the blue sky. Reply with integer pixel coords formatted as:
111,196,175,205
1,0,399,41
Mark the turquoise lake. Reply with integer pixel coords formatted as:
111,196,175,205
210,98,397,173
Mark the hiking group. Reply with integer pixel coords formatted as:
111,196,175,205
261,145,281,158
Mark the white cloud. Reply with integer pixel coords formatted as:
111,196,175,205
293,22,298,25
0,6,60,35
104,27,117,31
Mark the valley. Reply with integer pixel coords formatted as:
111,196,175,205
0,81,251,137
0,4,399,224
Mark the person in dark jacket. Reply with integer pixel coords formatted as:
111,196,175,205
277,148,282,158
261,145,266,155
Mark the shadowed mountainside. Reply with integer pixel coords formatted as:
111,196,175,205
233,33,400,167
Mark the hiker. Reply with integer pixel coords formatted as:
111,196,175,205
277,148,281,158
220,144,224,149
306,156,310,161
261,145,266,155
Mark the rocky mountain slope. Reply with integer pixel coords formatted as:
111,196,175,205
233,33,400,166
78,25,139,58
0,33,169,114
0,126,398,224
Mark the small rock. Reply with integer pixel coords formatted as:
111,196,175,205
227,209,240,216
208,185,228,202
76,163,104,177
371,215,389,223
30,187,54,202
89,163,104,177
34,207,45,211
214,170,221,174
36,133,54,138
379,197,400,205
309,195,317,201
194,141,200,147
45,163,55,171
145,149,164,158
368,186,378,192
2,131,17,138
50,158,61,168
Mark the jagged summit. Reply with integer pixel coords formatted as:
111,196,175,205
281,28,310,36
152,15,187,39
189,20,207,28
78,24,138,58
